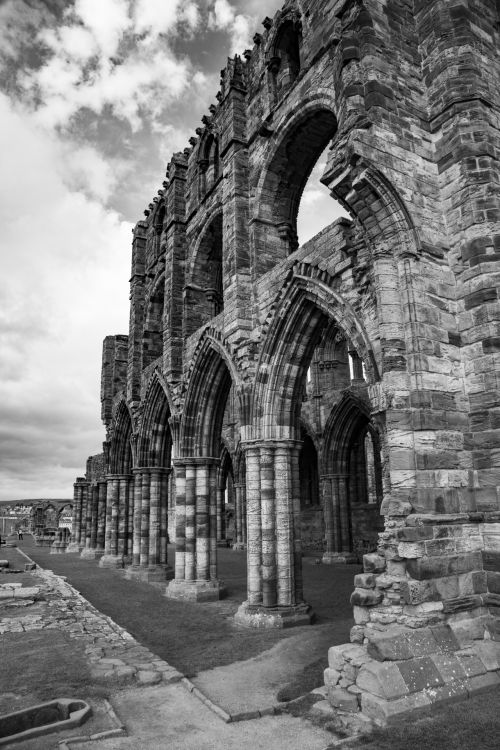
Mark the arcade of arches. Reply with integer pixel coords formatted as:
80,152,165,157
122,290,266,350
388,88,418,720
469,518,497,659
71,0,500,723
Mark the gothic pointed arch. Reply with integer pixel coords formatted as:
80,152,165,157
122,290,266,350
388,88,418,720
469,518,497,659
252,270,378,440
184,212,224,335
143,271,165,369
180,332,242,457
197,129,220,197
267,14,302,94
252,94,338,270
109,399,134,474
138,371,175,468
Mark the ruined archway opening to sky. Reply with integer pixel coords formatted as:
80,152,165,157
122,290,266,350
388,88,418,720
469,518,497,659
296,144,349,247
254,106,349,276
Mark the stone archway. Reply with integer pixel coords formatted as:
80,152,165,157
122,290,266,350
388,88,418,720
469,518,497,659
321,392,384,565
98,400,134,568
125,374,175,582
237,264,380,628
166,333,243,602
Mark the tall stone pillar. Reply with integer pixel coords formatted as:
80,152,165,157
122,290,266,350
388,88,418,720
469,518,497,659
117,475,132,564
99,475,124,568
216,487,224,543
140,470,151,568
96,480,107,556
130,469,143,568
165,458,225,601
79,482,90,551
322,473,356,564
125,467,172,582
82,486,92,553
233,483,246,549
241,482,247,547
235,441,313,628
81,484,99,559
67,479,85,552
160,469,171,569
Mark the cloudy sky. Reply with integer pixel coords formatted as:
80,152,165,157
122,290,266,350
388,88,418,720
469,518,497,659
0,0,343,502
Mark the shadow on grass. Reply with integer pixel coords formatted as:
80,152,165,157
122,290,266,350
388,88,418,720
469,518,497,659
356,688,500,750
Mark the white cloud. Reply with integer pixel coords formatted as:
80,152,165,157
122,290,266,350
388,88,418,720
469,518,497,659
20,0,196,133
0,93,132,500
73,0,131,58
208,0,252,54
134,0,181,38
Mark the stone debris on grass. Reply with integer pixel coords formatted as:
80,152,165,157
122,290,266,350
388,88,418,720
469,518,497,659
0,562,183,689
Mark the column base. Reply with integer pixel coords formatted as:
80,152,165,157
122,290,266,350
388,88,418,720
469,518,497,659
66,542,83,553
234,600,314,629
98,554,124,569
50,542,68,555
322,552,358,565
125,565,174,583
232,542,246,551
80,548,103,560
165,578,226,602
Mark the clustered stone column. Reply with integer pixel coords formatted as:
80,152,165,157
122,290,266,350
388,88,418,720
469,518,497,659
235,441,312,627
321,474,357,564
165,458,225,601
67,478,89,552
232,482,247,549
80,483,102,560
99,474,133,568
125,467,172,581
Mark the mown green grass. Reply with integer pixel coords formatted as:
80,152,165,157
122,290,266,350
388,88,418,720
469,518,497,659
355,688,500,750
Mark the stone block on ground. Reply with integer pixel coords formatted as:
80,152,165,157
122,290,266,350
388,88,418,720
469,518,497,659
136,670,162,685
356,661,409,700
361,691,432,725
474,640,500,671
327,687,360,713
366,625,413,661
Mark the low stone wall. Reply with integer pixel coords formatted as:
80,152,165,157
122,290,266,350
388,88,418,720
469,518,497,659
325,621,500,724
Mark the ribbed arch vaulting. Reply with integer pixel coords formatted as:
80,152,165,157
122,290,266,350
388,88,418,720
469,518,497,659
253,278,375,440
180,340,239,457
322,392,372,474
110,400,133,474
138,377,173,468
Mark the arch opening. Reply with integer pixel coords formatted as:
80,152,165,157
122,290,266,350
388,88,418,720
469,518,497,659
254,107,354,279
185,214,224,337
296,144,349,246
110,402,133,475
143,280,165,369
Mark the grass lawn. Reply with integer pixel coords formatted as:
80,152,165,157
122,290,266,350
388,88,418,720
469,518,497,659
21,539,357,677
354,688,500,750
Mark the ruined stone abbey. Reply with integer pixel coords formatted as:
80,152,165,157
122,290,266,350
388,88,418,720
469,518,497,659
71,0,500,723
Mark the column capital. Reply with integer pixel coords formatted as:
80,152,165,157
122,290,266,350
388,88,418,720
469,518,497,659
105,473,132,480
240,439,303,452
172,457,220,467
133,466,172,475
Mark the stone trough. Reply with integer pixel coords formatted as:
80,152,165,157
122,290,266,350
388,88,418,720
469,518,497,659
0,699,91,746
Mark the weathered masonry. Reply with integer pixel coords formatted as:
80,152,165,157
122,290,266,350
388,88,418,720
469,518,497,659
72,0,500,723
